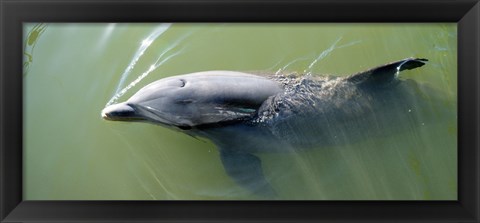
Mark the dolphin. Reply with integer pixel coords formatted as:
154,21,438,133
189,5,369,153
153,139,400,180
102,58,430,197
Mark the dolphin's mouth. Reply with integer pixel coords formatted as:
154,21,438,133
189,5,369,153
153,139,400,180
131,104,185,127
101,102,144,121
101,102,180,129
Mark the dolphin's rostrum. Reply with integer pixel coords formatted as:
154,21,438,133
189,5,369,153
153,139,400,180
102,58,429,197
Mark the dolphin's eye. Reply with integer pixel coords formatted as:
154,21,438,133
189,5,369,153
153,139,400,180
179,79,186,87
176,99,194,105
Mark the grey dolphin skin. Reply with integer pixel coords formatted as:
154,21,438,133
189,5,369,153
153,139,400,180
102,58,429,197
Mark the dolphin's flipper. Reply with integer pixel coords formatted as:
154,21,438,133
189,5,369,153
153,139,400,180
346,58,428,86
219,149,276,198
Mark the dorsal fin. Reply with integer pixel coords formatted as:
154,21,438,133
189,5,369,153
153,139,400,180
346,58,428,86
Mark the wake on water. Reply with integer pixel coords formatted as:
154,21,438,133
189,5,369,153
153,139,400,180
105,24,196,107
105,24,363,109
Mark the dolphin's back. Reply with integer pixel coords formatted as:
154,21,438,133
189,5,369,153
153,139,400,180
250,58,430,149
255,77,421,148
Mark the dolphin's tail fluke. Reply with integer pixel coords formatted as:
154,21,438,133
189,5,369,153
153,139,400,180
346,58,428,87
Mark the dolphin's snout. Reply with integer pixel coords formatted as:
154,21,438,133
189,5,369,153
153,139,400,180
101,103,138,121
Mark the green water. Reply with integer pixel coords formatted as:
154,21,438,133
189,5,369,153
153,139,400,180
23,23,457,200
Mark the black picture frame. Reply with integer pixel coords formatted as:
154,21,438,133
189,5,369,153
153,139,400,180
1,0,479,222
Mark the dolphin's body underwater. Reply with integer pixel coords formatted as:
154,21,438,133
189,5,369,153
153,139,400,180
102,58,431,197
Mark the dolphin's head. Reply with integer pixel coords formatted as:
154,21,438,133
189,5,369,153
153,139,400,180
102,71,283,130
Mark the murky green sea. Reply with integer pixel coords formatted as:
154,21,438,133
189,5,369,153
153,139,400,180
23,23,457,200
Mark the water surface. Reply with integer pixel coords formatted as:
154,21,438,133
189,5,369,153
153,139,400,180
23,23,457,200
